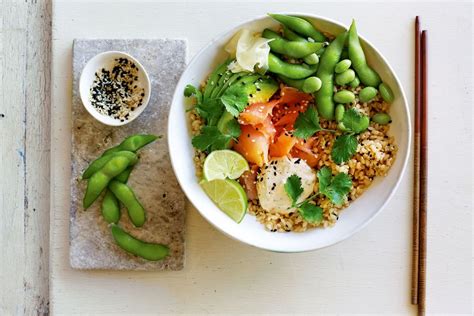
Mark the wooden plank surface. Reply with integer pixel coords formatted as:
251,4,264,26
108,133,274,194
0,0,51,315
50,1,472,315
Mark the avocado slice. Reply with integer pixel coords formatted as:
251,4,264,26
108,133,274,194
249,77,278,104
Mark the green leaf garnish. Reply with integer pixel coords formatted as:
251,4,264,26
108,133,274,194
317,167,352,206
284,174,303,206
331,134,358,164
316,166,332,192
298,201,323,224
340,108,370,134
220,84,249,117
293,106,322,139
195,98,224,126
192,126,234,152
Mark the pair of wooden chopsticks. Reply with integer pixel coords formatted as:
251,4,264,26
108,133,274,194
412,16,428,315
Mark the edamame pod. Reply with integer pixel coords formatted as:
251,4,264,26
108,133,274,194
303,53,319,65
315,31,348,119
372,112,392,125
348,20,381,87
282,25,307,42
359,86,378,103
349,76,360,88
279,76,322,93
114,166,133,183
268,53,318,79
101,190,120,224
83,151,137,179
109,180,146,227
101,134,159,157
268,14,326,42
335,59,352,74
379,83,394,102
335,69,356,86
335,104,345,122
83,154,137,209
111,225,169,261
334,90,355,104
340,49,349,60
262,29,325,58
101,166,133,224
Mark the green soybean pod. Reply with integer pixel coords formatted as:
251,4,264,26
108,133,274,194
335,69,356,86
372,112,392,125
379,82,394,102
340,49,349,60
282,25,307,42
109,180,146,227
262,29,325,58
303,76,322,93
334,90,355,104
359,86,378,103
348,20,381,87
315,31,348,119
101,167,133,224
267,53,318,79
101,134,159,157
335,104,345,122
335,59,351,74
349,76,361,88
278,76,321,93
101,190,120,224
83,151,137,179
111,225,169,261
114,166,133,183
268,14,326,42
83,154,137,209
303,53,319,65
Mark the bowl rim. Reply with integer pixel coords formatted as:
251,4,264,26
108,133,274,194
168,12,412,252
79,50,151,127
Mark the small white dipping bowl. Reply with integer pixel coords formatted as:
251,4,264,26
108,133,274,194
79,51,151,126
169,13,411,252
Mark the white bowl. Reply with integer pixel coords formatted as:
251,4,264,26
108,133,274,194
168,14,411,252
79,51,151,126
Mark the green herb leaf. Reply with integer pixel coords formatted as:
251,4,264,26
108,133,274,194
298,201,323,223
284,174,304,205
341,108,370,134
196,98,224,126
191,126,233,152
317,168,352,206
316,166,332,192
184,84,200,99
331,134,358,164
220,84,249,117
293,106,322,139
225,117,242,138
322,173,352,206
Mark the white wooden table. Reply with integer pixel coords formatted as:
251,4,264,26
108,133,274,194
3,0,473,315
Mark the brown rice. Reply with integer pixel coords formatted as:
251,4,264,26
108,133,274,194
188,85,397,232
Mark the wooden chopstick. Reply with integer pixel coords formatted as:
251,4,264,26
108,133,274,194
411,16,421,306
418,29,428,316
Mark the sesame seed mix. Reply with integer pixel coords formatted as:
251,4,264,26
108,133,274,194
90,57,145,122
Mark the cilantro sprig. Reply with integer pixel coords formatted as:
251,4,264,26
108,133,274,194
284,167,352,223
331,108,370,164
220,84,249,117
192,125,240,152
316,166,352,206
293,106,322,139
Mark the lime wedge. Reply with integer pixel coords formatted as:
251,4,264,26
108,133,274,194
200,179,248,223
203,149,249,181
